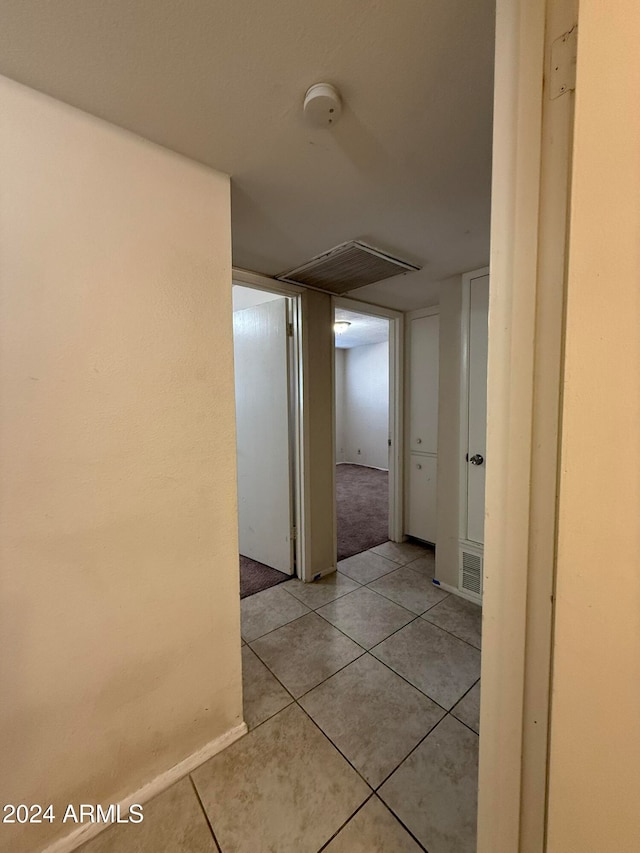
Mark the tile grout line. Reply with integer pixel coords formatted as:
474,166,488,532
189,774,223,853
315,794,376,852
247,607,479,729
296,701,376,792
374,713,458,794
418,612,483,652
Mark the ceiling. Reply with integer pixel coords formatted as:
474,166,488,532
335,309,389,350
0,0,495,311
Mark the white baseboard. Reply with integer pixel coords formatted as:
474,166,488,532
42,721,248,853
433,578,483,605
309,565,337,582
336,461,389,471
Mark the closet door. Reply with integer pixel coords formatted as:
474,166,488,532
408,454,437,542
406,312,438,543
409,315,439,453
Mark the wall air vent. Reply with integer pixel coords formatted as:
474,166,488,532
459,546,483,601
276,241,420,294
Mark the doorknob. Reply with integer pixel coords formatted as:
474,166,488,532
469,454,484,466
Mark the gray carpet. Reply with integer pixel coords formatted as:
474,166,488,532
240,555,291,599
337,463,389,560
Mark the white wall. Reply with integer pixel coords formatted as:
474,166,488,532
335,348,346,463
232,285,282,312
546,1,640,848
435,275,463,587
341,341,389,470
0,77,242,853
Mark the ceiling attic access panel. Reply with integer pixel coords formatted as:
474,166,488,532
276,241,420,294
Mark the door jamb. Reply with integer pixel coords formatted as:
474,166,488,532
458,266,490,545
332,296,404,543
477,0,577,848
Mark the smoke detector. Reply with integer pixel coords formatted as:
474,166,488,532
303,83,342,129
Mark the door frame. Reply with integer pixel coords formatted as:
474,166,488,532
458,266,490,545
232,267,307,579
477,0,577,848
332,296,404,543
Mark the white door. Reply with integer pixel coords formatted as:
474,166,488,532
233,298,294,574
466,274,489,544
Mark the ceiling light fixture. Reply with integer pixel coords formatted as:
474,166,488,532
334,321,352,335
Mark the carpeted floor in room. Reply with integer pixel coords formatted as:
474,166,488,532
337,463,388,560
240,555,290,600
240,463,388,598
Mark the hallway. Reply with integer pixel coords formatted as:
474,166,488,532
80,542,481,853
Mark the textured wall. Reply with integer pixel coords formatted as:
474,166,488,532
302,290,336,579
0,78,241,852
546,1,640,849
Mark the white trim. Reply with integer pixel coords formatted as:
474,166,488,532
336,461,389,471
477,0,575,848
42,722,247,853
334,295,404,321
432,578,483,605
333,295,404,542
289,293,306,579
232,266,305,295
458,266,490,544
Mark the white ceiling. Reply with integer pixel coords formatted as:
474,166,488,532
0,0,495,311
334,309,389,350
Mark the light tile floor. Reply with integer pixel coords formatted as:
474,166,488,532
79,542,481,853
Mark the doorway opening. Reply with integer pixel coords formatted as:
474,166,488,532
232,283,301,598
333,298,403,561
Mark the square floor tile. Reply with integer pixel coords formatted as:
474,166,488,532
317,587,415,649
250,612,364,698
451,680,481,734
242,645,292,730
379,715,479,853
422,594,482,649
240,585,309,642
300,654,444,788
367,566,449,615
323,796,423,852
338,551,398,585
371,619,481,709
77,777,217,853
286,571,360,609
193,704,369,853
371,540,430,565
404,552,436,578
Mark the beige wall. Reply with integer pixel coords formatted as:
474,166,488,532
435,275,462,587
0,78,242,852
301,289,336,579
546,2,640,850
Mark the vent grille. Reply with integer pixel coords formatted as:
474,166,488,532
460,548,483,598
276,241,420,294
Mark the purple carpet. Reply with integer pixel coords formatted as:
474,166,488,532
337,463,388,560
240,555,291,599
